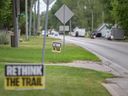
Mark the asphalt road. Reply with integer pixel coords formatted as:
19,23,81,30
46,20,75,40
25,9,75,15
65,36,128,76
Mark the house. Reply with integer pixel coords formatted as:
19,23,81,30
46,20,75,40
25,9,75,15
96,23,111,37
96,24,124,40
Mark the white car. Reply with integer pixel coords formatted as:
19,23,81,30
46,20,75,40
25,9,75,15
105,31,113,40
71,27,86,37
51,31,59,36
42,30,49,36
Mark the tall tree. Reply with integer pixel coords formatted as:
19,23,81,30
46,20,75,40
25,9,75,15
0,0,12,29
111,0,128,36
49,0,104,31
99,0,114,24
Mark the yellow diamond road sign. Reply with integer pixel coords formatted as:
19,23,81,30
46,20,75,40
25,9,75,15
55,4,74,24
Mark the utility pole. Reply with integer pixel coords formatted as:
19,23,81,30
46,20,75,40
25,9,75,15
12,0,19,47
69,19,72,35
42,0,49,65
87,0,94,32
91,0,94,32
91,10,94,32
102,11,105,24
25,0,29,40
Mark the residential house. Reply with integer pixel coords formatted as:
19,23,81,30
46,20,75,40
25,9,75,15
96,23,111,37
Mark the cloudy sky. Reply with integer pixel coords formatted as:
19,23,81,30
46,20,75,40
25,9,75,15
33,0,57,14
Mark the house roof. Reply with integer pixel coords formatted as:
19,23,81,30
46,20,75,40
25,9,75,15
97,23,109,32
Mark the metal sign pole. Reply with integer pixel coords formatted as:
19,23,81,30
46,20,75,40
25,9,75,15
63,5,66,48
25,0,28,40
42,0,49,64
63,24,65,48
55,4,74,48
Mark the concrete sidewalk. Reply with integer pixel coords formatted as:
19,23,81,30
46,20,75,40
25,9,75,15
46,61,128,96
46,61,115,74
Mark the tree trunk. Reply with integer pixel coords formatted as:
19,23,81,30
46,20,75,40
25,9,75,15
28,0,33,36
12,0,19,47
36,0,40,35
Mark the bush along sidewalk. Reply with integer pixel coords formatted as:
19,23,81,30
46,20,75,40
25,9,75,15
0,31,9,45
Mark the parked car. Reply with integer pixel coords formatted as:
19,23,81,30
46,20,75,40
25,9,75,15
42,30,49,36
51,30,59,37
91,32,96,39
105,28,124,40
96,33,101,37
71,27,86,37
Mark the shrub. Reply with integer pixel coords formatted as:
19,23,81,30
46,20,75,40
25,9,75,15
0,31,9,45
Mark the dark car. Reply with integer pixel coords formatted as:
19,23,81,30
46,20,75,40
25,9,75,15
96,33,102,37
91,32,96,39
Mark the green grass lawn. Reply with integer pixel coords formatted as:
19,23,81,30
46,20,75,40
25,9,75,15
0,36,112,96
0,65,112,96
0,36,100,63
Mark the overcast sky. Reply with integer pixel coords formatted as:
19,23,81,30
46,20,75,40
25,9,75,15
33,0,57,14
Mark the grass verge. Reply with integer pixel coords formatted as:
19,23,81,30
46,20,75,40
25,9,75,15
0,36,100,63
0,65,112,96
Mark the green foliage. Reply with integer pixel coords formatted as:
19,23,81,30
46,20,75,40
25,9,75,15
19,13,26,34
0,31,9,45
0,65,112,96
111,0,128,36
49,0,107,31
48,0,63,30
0,0,12,28
99,0,114,24
0,36,100,63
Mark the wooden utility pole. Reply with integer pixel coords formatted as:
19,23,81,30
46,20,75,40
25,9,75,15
102,11,105,24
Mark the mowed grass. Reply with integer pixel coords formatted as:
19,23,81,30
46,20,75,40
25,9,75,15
0,65,112,96
0,36,100,63
0,37,112,96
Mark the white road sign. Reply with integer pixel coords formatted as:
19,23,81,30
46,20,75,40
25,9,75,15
59,25,69,31
55,4,74,24
43,0,54,5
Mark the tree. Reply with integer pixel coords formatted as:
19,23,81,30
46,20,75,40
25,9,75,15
0,0,12,29
111,0,128,36
99,0,114,24
48,0,106,32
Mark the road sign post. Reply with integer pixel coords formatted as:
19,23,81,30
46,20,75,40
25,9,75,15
55,4,74,48
42,0,54,63
43,0,54,5
41,0,54,89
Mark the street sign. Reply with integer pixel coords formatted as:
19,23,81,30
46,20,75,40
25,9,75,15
55,4,74,24
5,64,44,90
43,0,54,5
52,42,61,53
59,25,69,31
55,4,74,47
